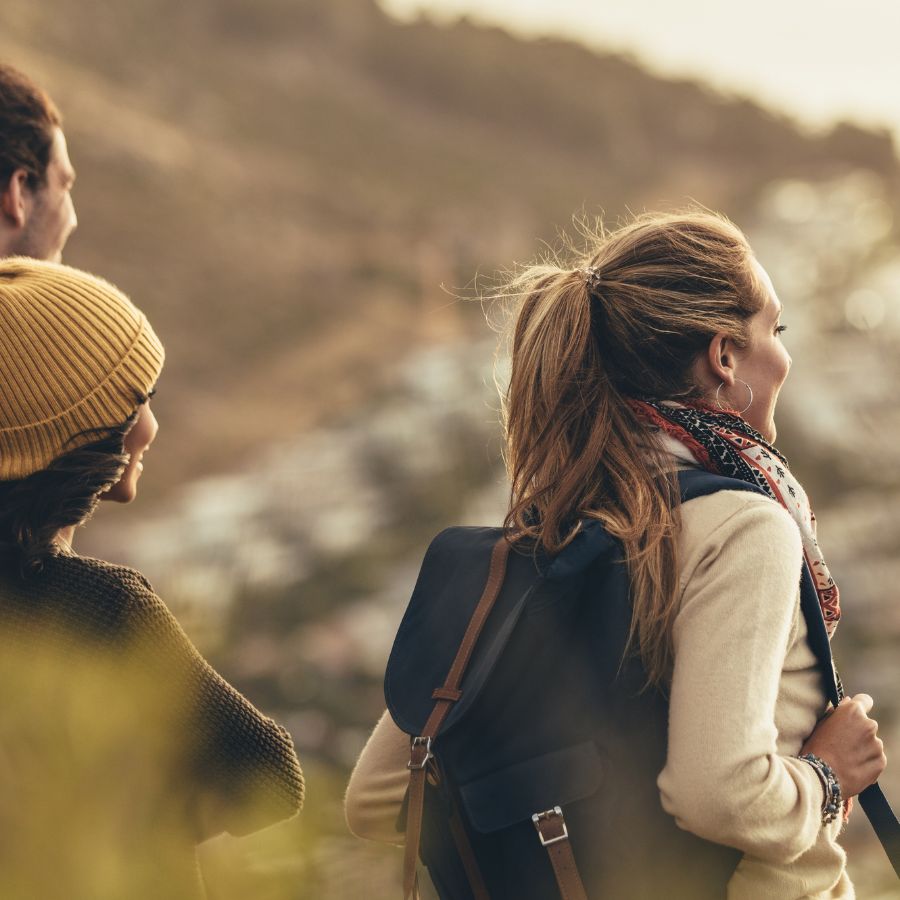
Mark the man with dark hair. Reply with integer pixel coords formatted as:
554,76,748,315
0,63,76,261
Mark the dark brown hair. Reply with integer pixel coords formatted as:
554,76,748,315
0,412,138,577
501,211,767,687
0,64,62,190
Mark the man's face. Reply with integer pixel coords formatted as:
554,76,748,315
13,127,77,262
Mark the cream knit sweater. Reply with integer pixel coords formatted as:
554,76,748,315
345,489,852,899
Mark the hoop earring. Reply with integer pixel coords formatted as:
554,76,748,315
715,379,753,415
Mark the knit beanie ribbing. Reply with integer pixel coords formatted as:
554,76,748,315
0,258,165,480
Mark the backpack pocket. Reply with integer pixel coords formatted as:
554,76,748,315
456,740,603,833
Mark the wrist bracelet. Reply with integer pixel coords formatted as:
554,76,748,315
798,753,843,825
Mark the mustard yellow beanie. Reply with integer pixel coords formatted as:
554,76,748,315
0,258,165,480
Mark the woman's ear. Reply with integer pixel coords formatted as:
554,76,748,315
707,332,735,386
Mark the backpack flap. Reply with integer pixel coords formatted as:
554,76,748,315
385,523,619,739
457,740,604,833
385,526,536,737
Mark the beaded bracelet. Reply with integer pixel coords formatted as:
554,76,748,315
798,753,843,825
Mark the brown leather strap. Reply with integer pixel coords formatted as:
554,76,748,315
532,808,589,900
403,741,430,900
402,535,512,900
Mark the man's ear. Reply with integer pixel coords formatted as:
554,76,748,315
0,169,30,228
706,332,735,387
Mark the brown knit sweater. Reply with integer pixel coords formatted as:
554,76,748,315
0,549,304,900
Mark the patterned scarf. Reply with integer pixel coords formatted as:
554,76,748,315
628,398,841,638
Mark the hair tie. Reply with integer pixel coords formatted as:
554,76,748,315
580,266,603,292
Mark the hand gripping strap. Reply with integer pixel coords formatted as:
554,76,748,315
829,667,899,875
833,664,900,877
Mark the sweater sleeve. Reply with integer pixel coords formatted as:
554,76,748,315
345,709,410,844
657,492,837,863
121,574,304,839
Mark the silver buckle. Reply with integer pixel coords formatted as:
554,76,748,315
407,736,433,770
532,806,568,846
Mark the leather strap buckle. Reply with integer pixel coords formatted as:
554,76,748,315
407,736,434,770
532,806,569,846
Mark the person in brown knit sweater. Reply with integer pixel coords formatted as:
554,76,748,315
346,213,887,899
0,258,304,899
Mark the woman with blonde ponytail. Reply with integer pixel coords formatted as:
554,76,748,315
346,211,887,898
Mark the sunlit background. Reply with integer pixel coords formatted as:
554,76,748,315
2,0,899,896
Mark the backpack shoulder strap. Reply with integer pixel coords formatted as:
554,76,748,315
401,535,511,900
677,467,768,503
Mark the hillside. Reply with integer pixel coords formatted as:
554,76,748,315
3,4,900,895
0,0,895,498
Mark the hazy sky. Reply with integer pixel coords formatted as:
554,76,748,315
379,0,900,139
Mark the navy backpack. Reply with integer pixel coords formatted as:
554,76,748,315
384,470,900,899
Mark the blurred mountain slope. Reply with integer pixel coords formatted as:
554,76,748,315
0,0,895,492
4,5,900,895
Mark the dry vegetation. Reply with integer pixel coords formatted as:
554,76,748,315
1,0,894,498
2,1,900,896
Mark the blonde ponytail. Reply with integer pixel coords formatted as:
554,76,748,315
501,211,766,687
